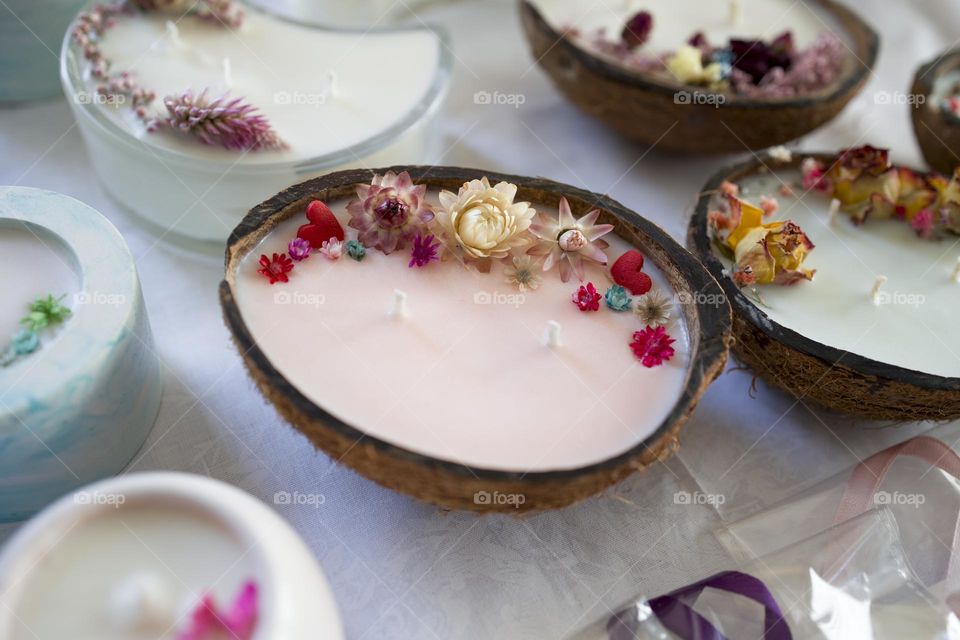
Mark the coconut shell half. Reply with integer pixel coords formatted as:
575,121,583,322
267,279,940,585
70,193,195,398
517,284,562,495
520,0,878,154
221,166,731,513
688,154,960,421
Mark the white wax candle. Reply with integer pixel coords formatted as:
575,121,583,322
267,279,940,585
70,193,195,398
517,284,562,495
94,9,442,163
727,171,960,378
0,224,78,341
6,502,254,639
235,196,691,472
532,0,829,50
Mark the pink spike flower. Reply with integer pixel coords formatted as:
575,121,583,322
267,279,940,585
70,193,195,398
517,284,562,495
528,196,614,282
152,89,286,151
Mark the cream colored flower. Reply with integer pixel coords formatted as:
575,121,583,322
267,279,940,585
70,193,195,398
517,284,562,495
504,255,542,292
633,290,672,328
666,45,724,85
436,178,536,271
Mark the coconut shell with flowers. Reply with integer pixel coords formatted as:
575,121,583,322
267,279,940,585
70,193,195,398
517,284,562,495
520,0,878,153
220,166,731,513
689,147,960,421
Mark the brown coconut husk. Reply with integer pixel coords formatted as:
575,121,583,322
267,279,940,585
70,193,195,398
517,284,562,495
688,154,960,422
911,48,960,176
519,0,878,154
221,166,731,513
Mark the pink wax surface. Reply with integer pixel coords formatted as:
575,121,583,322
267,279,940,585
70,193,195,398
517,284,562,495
235,198,691,472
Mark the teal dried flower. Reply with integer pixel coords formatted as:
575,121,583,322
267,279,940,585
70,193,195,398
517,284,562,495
11,329,39,355
345,240,366,262
22,294,71,331
604,285,632,312
0,345,16,367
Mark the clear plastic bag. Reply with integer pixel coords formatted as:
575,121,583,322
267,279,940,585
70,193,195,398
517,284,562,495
722,429,960,613
568,510,959,639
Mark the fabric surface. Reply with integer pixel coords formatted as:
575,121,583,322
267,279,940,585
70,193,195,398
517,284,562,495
1,0,959,638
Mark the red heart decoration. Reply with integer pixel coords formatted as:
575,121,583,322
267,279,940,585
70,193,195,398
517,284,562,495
297,200,345,248
610,250,652,295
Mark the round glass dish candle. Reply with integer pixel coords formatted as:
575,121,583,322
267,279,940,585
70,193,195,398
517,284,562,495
0,0,87,102
0,472,344,640
689,146,960,421
521,0,877,152
61,0,450,252
220,167,731,513
0,187,161,522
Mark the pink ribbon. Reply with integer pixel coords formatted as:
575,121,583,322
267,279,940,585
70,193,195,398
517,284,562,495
833,435,960,614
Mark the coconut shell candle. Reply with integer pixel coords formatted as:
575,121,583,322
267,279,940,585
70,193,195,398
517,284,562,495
220,167,731,513
0,472,344,639
60,0,450,250
912,48,960,176
689,146,960,420
521,0,878,153
0,187,162,521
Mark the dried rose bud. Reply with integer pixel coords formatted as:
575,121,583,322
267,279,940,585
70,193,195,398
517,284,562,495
621,11,653,49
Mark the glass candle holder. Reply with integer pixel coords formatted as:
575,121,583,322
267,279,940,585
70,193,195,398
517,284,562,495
60,2,452,253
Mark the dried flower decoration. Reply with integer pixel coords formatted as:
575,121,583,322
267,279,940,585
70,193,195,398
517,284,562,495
604,285,632,312
630,325,676,368
257,253,293,284
722,195,816,286
529,197,613,282
504,255,542,292
11,329,39,356
287,238,311,262
179,580,258,640
345,240,366,262
634,290,672,328
150,90,286,151
409,234,441,268
572,282,602,312
436,177,535,272
621,11,653,49
320,238,343,261
22,294,72,332
347,171,433,254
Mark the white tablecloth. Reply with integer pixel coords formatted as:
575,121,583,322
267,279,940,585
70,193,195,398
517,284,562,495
1,1,958,638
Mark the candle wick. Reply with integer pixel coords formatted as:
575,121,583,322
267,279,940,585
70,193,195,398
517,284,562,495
325,70,341,100
388,289,409,319
544,320,562,348
953,257,960,283
828,198,841,226
165,21,185,49
729,0,742,25
222,58,233,88
871,275,888,305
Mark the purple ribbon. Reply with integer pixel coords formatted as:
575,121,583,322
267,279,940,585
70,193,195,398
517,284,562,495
607,571,792,640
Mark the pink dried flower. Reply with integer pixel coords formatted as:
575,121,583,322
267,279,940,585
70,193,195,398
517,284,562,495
760,195,780,217
529,197,613,282
346,171,433,254
319,238,343,261
720,181,739,197
287,237,311,261
779,183,796,197
178,580,258,640
731,32,845,98
910,208,936,239
572,282,602,312
408,234,441,268
151,89,285,151
801,157,832,193
630,326,676,368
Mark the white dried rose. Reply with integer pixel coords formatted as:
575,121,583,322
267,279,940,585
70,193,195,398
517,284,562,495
437,178,535,269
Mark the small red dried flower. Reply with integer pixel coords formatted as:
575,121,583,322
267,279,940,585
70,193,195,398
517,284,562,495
257,252,293,284
621,11,652,49
630,326,676,368
572,282,602,311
